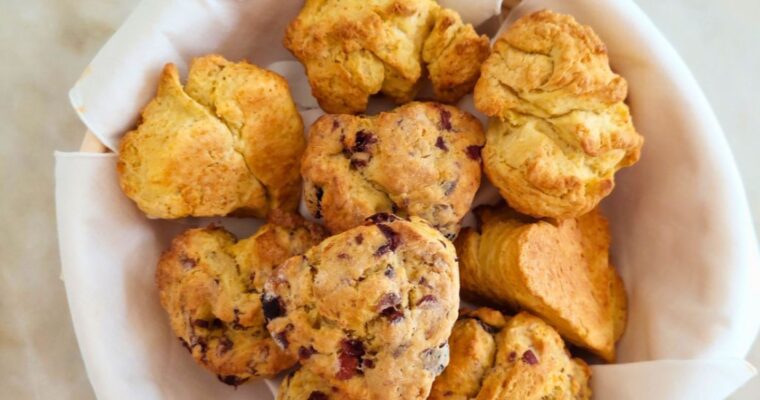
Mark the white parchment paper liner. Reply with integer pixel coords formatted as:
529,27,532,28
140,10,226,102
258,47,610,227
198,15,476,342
59,0,760,398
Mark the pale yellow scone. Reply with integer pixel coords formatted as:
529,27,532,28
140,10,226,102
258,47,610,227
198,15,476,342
454,206,627,361
474,10,644,219
156,211,327,385
285,0,490,113
118,55,305,219
429,308,591,400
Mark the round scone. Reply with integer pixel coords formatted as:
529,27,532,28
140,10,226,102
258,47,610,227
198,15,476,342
277,368,345,400
301,102,484,238
156,212,327,385
264,214,460,400
284,0,489,113
429,308,592,400
118,54,305,219
473,10,644,219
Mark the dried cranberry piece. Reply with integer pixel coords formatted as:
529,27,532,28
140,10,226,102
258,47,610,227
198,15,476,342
363,358,376,369
374,225,401,256
261,294,285,322
416,295,437,307
337,339,365,380
314,186,324,219
192,319,209,328
355,234,364,245
308,392,328,400
380,307,404,322
435,136,449,151
217,374,248,387
298,346,316,360
352,130,377,153
332,119,341,131
465,145,482,161
377,294,404,322
350,158,368,169
210,318,223,329
439,108,452,131
522,349,539,365
179,253,196,270
365,213,399,224
384,265,395,278
508,351,517,362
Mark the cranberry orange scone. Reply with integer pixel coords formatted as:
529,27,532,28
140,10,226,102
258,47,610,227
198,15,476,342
118,55,305,219
474,10,644,219
284,0,490,113
156,212,327,385
302,102,484,238
429,308,592,400
264,214,460,400
454,206,627,361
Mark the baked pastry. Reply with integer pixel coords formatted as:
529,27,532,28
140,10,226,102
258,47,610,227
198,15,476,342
301,102,484,238
474,10,644,219
264,214,460,399
429,308,591,400
455,206,627,361
156,211,327,384
118,55,305,219
285,0,490,113
277,368,344,400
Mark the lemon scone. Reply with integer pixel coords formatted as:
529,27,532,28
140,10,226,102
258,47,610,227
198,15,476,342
429,308,592,400
454,206,627,361
285,0,490,113
156,212,327,385
118,55,305,219
264,214,460,400
474,10,643,219
301,102,484,238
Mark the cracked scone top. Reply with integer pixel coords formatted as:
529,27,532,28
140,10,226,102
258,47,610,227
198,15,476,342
156,212,327,385
284,0,490,113
263,214,460,400
454,206,627,361
301,102,484,238
474,10,644,219
117,55,305,219
429,308,591,400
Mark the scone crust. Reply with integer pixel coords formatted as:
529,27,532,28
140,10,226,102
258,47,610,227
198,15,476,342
156,212,326,383
264,214,460,400
473,10,643,218
454,206,627,361
118,55,304,219
285,0,489,113
301,102,484,238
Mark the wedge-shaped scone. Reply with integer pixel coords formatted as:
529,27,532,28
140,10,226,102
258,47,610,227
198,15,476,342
455,206,627,361
156,211,327,385
118,55,305,219
285,0,490,113
302,102,484,238
474,10,643,219
430,308,591,400
264,214,460,400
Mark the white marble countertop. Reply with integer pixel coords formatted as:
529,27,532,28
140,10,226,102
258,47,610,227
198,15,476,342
0,0,757,398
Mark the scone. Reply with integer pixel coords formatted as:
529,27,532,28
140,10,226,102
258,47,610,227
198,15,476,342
285,0,490,113
118,55,305,219
429,308,591,400
264,214,460,400
277,368,345,400
454,206,627,361
474,10,644,219
156,211,327,384
301,102,484,238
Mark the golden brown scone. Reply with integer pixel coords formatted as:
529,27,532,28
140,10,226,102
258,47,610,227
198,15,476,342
474,10,643,219
118,55,305,219
285,0,489,114
301,102,484,238
429,309,591,400
277,368,345,400
264,214,460,400
156,212,327,385
454,206,627,361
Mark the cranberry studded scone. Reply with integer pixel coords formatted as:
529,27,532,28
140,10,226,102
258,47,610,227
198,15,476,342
118,55,305,219
277,368,346,400
156,212,327,385
454,206,627,361
284,0,490,113
264,214,460,400
302,102,484,238
429,308,591,400
473,11,644,219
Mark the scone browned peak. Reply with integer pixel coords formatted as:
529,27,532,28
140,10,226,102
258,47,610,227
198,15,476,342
264,214,460,400
302,102,484,239
455,205,627,362
430,308,592,400
285,0,490,114
155,211,327,384
474,10,644,219
117,54,305,219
